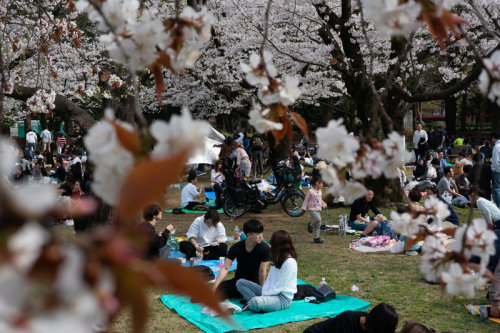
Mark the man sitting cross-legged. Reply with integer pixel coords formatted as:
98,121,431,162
349,189,396,239
212,219,270,299
179,209,227,260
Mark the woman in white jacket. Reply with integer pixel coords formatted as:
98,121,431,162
236,230,297,312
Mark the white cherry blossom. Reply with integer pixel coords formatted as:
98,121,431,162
363,0,421,36
441,263,477,297
478,50,500,106
316,118,360,167
390,211,421,238
7,222,51,272
424,196,451,227
248,106,283,133
278,76,301,106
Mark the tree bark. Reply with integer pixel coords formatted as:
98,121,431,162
7,86,96,133
460,94,467,133
445,96,457,135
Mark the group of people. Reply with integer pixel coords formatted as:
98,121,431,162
411,130,499,210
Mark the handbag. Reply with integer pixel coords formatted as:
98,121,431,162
310,284,336,302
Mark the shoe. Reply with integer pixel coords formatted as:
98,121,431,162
307,222,313,233
479,305,488,322
313,238,324,244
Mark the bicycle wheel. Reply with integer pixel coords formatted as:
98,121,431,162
281,190,305,217
223,197,247,219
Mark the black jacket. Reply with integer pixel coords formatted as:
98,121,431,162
138,221,170,260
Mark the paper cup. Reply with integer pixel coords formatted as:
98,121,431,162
219,257,225,265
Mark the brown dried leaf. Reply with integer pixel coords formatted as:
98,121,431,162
330,58,338,65
142,260,228,319
404,233,425,251
114,267,148,333
271,117,289,147
110,121,141,155
289,111,309,139
150,62,164,104
117,149,191,220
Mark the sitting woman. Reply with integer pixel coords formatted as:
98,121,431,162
413,158,428,181
303,303,398,333
211,160,225,206
138,204,174,260
179,209,227,260
236,230,297,313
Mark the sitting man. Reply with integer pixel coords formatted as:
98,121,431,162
179,209,227,260
181,169,206,210
425,185,459,225
438,151,447,169
303,302,399,333
430,158,444,184
212,219,270,299
437,167,470,207
138,204,174,260
349,189,396,239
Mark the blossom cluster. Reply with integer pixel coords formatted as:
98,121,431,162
315,118,410,202
84,108,210,205
241,51,301,133
479,50,500,106
421,219,497,297
77,0,213,72
363,0,421,36
26,89,56,114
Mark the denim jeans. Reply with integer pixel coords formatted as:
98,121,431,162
493,172,500,208
309,210,321,238
349,220,397,239
27,143,36,158
451,196,470,207
235,279,292,312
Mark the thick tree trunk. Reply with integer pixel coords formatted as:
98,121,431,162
460,94,467,133
445,96,457,135
8,86,96,133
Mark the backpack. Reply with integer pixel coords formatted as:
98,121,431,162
253,137,263,149
310,284,336,303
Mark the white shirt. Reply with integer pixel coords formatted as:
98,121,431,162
492,141,500,173
181,183,199,207
26,131,37,144
476,197,500,224
413,129,428,148
41,129,51,143
236,132,244,145
72,156,81,165
185,215,227,247
427,165,437,179
262,258,297,299
211,169,224,184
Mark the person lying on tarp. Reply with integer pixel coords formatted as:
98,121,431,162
212,219,270,299
179,209,227,260
303,303,399,333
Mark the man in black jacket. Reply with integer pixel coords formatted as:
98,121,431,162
138,204,174,260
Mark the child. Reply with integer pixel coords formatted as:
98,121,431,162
301,177,327,244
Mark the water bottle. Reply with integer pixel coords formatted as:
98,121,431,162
319,277,326,287
234,226,239,240
338,214,347,236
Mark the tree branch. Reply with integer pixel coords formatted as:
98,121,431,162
7,86,96,132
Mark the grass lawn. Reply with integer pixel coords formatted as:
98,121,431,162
53,174,496,333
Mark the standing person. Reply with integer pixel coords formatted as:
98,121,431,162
412,122,428,163
301,135,309,152
215,137,233,167
25,129,38,159
231,141,251,178
303,303,399,333
302,178,327,244
236,230,297,313
41,127,51,153
437,126,448,156
56,134,66,155
213,219,270,299
428,127,437,151
181,170,206,210
138,204,174,260
179,209,227,260
492,132,500,207
251,135,265,178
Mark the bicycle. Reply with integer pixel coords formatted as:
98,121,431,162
263,166,305,217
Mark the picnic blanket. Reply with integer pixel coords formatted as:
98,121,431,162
350,236,397,253
465,304,500,324
160,279,371,333
165,208,224,214
168,251,237,278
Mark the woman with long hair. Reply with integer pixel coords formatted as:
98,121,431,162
231,140,251,178
236,230,297,312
